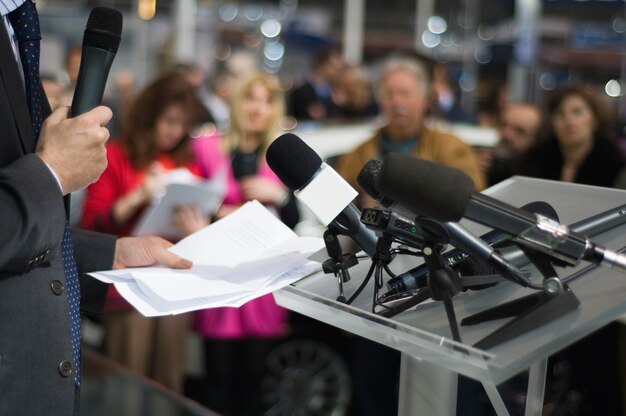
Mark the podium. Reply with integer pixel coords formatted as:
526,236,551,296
274,177,626,416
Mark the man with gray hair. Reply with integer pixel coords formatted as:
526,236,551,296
335,55,485,416
336,55,485,203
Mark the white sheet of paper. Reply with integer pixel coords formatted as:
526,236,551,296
89,201,324,316
169,200,297,265
111,260,321,317
132,176,226,239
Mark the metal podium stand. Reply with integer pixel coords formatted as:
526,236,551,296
274,177,626,416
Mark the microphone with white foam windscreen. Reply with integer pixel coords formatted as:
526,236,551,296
266,133,377,257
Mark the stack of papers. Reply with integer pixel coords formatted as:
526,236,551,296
90,201,324,316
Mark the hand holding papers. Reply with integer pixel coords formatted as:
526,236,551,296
91,201,324,316
132,168,226,239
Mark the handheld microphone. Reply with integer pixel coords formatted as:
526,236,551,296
266,133,378,257
70,7,123,117
376,153,626,272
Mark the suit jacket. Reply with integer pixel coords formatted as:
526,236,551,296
288,81,325,120
335,125,487,195
0,19,115,416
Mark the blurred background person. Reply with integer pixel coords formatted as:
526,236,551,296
328,63,378,122
430,62,475,124
336,55,486,207
81,71,208,394
519,84,625,187
191,71,298,415
476,83,509,128
334,54,485,416
476,102,542,186
476,83,509,129
288,46,344,122
172,63,219,130
515,83,625,414
202,68,235,133
173,62,235,134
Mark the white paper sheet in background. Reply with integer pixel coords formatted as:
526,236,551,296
132,182,226,239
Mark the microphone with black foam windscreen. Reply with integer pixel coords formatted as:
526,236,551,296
356,159,395,209
357,159,535,288
70,7,123,117
376,153,626,272
384,200,565,295
266,133,378,257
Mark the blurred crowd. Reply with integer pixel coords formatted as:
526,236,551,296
49,40,626,415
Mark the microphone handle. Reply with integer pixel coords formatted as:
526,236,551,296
572,204,626,236
584,244,626,272
386,228,511,293
501,204,626,268
330,204,378,258
70,47,116,117
388,204,626,292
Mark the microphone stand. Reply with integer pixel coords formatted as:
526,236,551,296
422,242,464,343
321,229,358,303
460,246,580,350
376,263,507,319
374,238,468,342
376,200,561,320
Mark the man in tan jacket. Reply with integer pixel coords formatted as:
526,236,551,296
335,56,486,207
335,56,486,416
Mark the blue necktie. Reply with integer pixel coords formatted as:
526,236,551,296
8,0,43,139
10,1,82,386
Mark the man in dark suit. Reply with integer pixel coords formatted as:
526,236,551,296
0,2,192,414
288,47,343,121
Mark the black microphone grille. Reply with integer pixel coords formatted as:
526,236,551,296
357,160,381,193
357,159,393,207
266,133,322,190
84,7,123,53
376,153,474,222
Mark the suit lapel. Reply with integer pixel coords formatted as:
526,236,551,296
0,19,67,214
0,18,36,153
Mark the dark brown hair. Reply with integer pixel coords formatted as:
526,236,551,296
120,71,204,170
312,46,341,71
544,84,614,141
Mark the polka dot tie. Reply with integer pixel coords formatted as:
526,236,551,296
8,0,43,139
61,222,82,387
10,1,82,386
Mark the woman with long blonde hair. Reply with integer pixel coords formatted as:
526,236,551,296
191,71,298,415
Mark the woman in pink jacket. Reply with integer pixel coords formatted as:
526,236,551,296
191,71,299,415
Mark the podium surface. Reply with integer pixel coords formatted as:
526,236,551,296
275,177,626,390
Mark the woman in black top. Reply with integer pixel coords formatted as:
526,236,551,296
519,84,625,187
516,84,625,414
